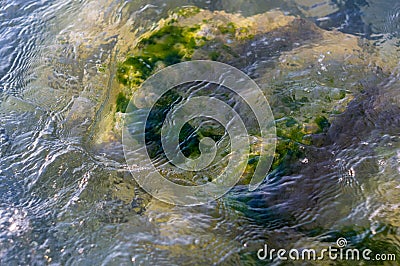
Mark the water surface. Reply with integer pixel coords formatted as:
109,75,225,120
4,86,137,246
0,0,399,264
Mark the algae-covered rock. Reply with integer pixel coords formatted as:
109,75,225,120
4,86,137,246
97,6,396,185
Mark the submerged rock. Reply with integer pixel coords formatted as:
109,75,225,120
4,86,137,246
94,7,396,184
58,5,398,207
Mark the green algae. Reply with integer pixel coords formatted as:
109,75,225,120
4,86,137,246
116,24,203,88
315,116,330,133
115,92,130,113
218,22,236,35
114,7,261,91
272,114,331,171
116,56,155,86
272,138,303,170
209,51,221,61
139,24,200,53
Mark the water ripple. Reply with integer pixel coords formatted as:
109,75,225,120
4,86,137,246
0,0,399,264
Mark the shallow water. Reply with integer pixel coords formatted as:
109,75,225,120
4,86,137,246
0,0,399,265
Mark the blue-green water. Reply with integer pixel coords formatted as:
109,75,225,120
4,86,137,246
0,0,399,265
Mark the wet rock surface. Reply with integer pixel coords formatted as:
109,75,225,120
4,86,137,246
100,7,397,177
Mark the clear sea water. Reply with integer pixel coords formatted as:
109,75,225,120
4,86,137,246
0,0,399,265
